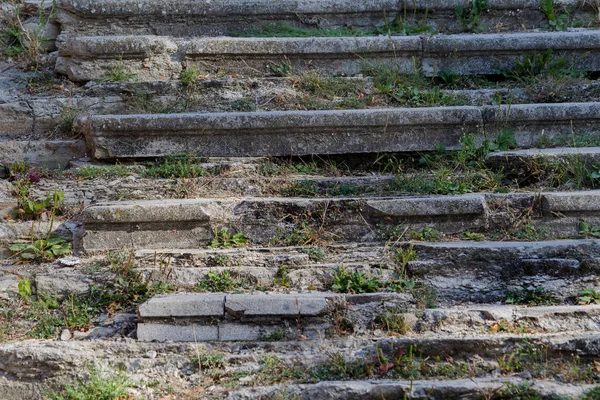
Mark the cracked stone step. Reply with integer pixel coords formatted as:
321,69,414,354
406,239,600,302
76,103,600,159
419,304,600,334
56,31,600,81
137,291,410,342
80,194,489,252
229,378,597,400
56,0,597,36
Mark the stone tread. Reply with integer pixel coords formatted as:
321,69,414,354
76,103,600,158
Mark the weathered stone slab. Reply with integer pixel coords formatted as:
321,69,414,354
76,107,482,159
367,195,486,217
542,191,600,213
83,199,212,223
185,36,421,77
136,323,218,342
138,293,225,318
423,31,600,76
484,103,600,146
225,293,332,317
0,139,86,169
56,0,594,37
56,35,181,82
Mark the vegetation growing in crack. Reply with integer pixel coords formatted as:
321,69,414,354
46,365,133,400
142,154,208,179
504,286,559,306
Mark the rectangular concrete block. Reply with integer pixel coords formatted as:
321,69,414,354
137,323,218,342
225,293,333,317
138,294,225,319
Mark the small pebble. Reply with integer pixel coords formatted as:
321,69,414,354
60,329,72,341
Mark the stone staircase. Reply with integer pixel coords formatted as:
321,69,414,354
3,0,600,398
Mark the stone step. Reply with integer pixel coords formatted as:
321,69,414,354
56,31,600,81
80,194,489,252
487,146,600,179
80,190,600,252
12,80,600,136
57,0,596,36
137,291,600,342
136,291,410,342
229,379,596,400
34,174,397,210
408,239,600,301
1,337,599,399
419,304,600,334
77,103,600,159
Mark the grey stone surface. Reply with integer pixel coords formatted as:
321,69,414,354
0,139,86,169
83,199,212,223
542,190,600,213
0,102,34,135
225,293,332,317
0,181,16,217
367,195,487,217
56,0,594,37
138,293,225,319
34,273,93,297
56,35,181,81
185,36,421,77
484,103,600,145
77,107,482,158
217,323,263,341
56,31,600,81
423,31,600,76
136,323,218,341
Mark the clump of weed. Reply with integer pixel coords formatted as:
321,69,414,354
142,154,207,179
504,286,559,306
179,68,199,88
209,228,248,249
301,246,327,262
100,59,137,82
455,0,488,33
373,306,411,335
71,164,132,180
330,264,381,293
273,264,291,287
46,365,132,400
579,220,600,238
411,226,443,241
577,288,600,305
196,270,247,292
193,348,226,370
259,329,287,341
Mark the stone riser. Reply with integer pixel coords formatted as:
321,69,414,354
56,31,600,81
77,103,600,159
